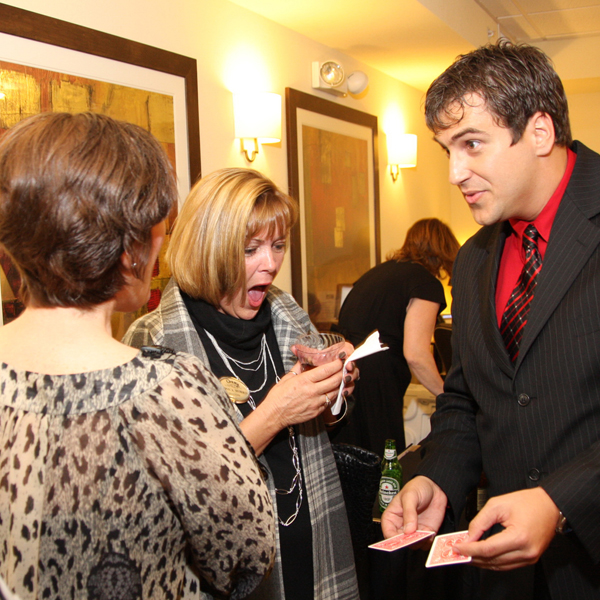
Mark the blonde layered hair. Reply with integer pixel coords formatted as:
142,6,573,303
167,168,298,306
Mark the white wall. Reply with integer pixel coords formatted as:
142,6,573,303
4,0,600,296
2,0,453,294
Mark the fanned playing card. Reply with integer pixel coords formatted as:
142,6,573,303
425,531,472,567
369,530,434,552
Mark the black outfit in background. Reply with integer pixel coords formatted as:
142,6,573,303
182,294,314,600
332,260,445,456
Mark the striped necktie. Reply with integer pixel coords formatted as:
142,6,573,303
500,224,542,362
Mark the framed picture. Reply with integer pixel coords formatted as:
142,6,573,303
286,88,380,330
0,4,200,338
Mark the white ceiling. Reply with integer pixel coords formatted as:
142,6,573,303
227,0,600,92
477,0,600,43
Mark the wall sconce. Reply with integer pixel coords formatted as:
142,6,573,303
233,92,281,162
388,133,417,182
312,60,369,97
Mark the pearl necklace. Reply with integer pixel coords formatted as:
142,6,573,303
203,328,304,526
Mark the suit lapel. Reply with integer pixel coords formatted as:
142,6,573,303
479,222,515,377
515,143,600,370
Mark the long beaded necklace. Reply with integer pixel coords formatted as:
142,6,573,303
204,328,304,527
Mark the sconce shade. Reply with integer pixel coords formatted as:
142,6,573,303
233,92,281,143
388,133,417,168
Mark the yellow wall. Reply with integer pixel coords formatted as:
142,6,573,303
3,0,600,300
2,0,455,294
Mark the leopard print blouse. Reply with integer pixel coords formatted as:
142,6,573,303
0,349,275,600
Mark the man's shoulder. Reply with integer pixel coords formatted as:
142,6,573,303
461,222,505,255
568,141,600,217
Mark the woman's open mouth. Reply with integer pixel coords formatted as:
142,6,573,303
248,284,269,308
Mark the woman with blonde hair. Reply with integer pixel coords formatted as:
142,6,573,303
332,218,460,455
0,114,275,600
124,167,360,600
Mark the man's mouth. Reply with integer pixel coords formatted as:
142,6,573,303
463,190,484,205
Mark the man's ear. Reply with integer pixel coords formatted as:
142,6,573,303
531,112,556,157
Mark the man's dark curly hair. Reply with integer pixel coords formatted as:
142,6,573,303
425,39,572,147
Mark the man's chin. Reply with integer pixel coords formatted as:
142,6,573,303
470,207,499,227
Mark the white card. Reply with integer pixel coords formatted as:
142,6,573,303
331,330,388,414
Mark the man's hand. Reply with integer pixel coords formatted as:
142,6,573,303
381,475,448,538
454,487,560,570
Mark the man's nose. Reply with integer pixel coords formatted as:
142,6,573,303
448,154,470,186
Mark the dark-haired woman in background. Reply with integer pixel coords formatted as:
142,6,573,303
0,113,275,600
331,218,460,455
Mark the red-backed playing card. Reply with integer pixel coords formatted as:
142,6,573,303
425,531,472,567
369,530,435,552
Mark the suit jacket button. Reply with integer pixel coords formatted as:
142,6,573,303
518,393,530,406
528,468,541,481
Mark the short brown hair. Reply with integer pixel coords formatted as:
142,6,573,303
387,218,459,279
0,112,176,307
167,168,297,306
425,39,572,147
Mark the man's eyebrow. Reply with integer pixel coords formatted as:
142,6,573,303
435,127,486,146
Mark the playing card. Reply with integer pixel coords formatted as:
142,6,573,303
369,530,434,552
425,531,472,567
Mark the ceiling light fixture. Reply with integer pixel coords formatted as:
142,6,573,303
312,61,369,97
347,70,369,95
312,60,347,96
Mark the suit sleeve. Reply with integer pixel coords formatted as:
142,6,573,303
414,245,483,522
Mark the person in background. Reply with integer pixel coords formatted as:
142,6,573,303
331,218,459,455
382,40,600,599
0,113,275,600
123,167,360,600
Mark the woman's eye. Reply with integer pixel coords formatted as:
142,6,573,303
244,247,257,256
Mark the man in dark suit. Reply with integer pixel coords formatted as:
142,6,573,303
381,40,600,598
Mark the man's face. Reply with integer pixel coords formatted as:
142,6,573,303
434,94,543,225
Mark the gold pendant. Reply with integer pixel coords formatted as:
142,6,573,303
219,376,250,404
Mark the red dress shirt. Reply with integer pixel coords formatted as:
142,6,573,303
495,149,576,326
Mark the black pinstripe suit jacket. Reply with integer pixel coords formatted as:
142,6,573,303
417,141,600,598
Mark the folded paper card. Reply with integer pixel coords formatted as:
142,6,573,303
331,330,388,414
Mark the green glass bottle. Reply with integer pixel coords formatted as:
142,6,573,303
378,439,402,513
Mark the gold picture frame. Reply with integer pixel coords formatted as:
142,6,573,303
286,88,380,330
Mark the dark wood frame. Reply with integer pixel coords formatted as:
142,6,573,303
0,2,201,182
285,87,380,311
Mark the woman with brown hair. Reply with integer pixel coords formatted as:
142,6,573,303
0,113,275,600
332,218,460,455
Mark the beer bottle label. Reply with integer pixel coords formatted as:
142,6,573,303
379,475,401,509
